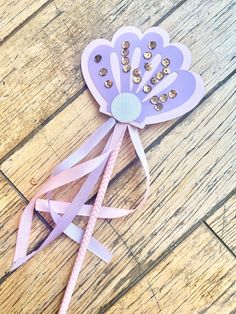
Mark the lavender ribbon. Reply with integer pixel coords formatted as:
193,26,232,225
12,119,149,271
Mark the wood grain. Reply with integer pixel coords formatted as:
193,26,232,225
207,193,236,255
0,174,48,278
0,0,235,313
0,0,50,42
0,0,235,159
0,72,235,312
0,0,180,160
107,224,236,314
0,219,133,314
1,0,235,198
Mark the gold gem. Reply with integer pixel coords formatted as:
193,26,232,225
162,58,170,67
144,62,152,71
104,80,113,88
150,96,159,105
168,90,177,98
156,72,164,80
122,41,130,49
143,85,152,93
148,41,156,49
99,68,107,76
159,94,168,103
154,103,163,111
123,64,131,73
151,77,158,84
121,49,129,56
144,51,152,59
94,54,102,63
121,57,130,65
133,68,141,76
133,76,142,84
163,67,170,75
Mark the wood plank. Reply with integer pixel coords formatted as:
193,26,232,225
0,0,181,160
107,224,236,314
0,174,48,278
207,193,236,255
0,69,234,312
0,219,135,314
1,0,235,197
0,0,235,159
67,73,235,313
0,0,50,42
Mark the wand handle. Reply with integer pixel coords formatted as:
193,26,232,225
58,135,123,314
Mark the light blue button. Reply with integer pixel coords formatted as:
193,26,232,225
111,93,142,123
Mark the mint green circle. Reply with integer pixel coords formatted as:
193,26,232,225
111,93,142,123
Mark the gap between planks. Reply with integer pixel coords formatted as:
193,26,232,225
0,0,188,47
0,0,232,162
0,0,235,310
0,0,54,46
0,70,235,288
0,0,188,165
91,188,236,313
0,170,52,230
0,67,235,239
0,67,235,169
105,223,236,314
202,221,236,259
1,171,235,313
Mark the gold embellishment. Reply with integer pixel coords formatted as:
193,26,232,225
159,94,168,103
154,103,163,111
94,54,102,63
143,85,152,93
99,68,107,76
168,90,177,98
144,51,152,59
144,62,152,71
150,96,159,105
162,58,170,67
148,41,156,49
104,80,113,88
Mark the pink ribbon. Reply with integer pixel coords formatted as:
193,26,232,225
12,119,150,271
36,199,134,218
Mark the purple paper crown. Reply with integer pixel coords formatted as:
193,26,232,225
81,26,204,128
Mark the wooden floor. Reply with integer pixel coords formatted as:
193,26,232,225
0,0,235,313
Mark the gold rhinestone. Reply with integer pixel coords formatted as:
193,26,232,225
133,76,142,84
163,67,170,75
168,90,177,98
99,68,108,76
159,94,168,103
94,54,102,63
143,85,152,93
121,57,130,65
144,51,152,59
150,96,159,105
162,58,170,67
123,64,131,73
104,80,113,88
144,62,152,71
148,41,156,49
133,68,141,76
151,77,158,84
156,72,164,80
122,41,130,49
121,49,129,57
154,103,163,111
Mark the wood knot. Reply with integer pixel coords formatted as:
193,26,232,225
30,178,37,186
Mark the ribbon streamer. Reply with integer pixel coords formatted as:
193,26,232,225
12,119,149,272
12,25,205,314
